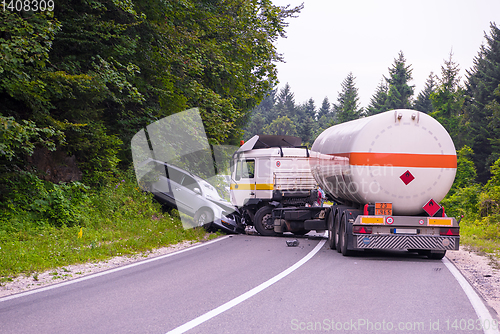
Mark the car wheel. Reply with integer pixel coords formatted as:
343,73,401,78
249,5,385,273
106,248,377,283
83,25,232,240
194,209,214,231
254,206,277,236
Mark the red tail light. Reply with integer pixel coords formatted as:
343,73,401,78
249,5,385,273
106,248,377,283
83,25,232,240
353,226,372,234
439,228,459,236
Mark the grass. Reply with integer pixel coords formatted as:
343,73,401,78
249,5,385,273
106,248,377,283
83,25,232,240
458,217,500,257
0,172,221,284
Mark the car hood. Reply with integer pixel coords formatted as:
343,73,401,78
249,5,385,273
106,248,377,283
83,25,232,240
207,198,239,214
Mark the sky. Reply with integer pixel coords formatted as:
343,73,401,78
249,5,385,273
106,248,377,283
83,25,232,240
271,0,500,108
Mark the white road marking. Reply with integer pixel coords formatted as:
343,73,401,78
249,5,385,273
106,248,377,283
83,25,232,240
0,235,231,303
167,235,327,334
443,257,500,334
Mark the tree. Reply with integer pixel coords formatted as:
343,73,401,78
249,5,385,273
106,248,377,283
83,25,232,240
463,22,500,182
317,97,331,120
275,83,296,119
333,72,363,123
0,0,304,185
384,51,415,110
413,72,436,114
243,112,267,140
450,146,477,195
430,52,465,146
366,79,388,116
263,116,297,136
298,116,315,146
304,98,316,119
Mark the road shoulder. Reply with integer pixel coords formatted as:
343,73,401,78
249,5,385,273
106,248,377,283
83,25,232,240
446,246,500,320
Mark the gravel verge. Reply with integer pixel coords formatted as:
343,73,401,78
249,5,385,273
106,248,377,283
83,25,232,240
0,239,202,298
446,246,500,320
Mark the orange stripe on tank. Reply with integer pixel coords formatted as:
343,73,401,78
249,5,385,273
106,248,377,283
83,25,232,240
329,152,457,168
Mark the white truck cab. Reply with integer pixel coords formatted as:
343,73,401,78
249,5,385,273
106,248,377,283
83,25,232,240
230,135,319,235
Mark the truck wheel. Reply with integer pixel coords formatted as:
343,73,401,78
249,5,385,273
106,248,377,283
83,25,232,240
340,214,353,256
428,250,446,260
327,211,336,250
254,206,277,236
334,213,342,253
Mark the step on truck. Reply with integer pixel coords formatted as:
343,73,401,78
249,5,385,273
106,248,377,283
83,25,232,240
231,109,460,259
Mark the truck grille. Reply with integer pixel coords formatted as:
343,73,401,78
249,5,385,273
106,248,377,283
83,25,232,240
273,171,317,191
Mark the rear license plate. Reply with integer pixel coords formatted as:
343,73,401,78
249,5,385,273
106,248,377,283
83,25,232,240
393,228,418,235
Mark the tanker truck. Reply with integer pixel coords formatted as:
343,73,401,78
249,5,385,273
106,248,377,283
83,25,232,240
231,109,459,259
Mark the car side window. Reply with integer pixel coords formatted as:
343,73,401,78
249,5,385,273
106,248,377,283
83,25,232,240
182,175,199,192
236,159,255,179
167,167,184,184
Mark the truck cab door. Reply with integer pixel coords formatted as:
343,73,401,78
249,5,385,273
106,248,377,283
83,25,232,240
230,158,256,207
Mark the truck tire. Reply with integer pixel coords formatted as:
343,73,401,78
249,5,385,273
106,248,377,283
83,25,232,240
428,250,446,260
327,211,336,250
254,206,277,236
334,212,342,253
340,214,353,256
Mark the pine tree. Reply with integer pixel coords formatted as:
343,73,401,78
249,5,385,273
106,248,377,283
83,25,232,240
334,72,363,123
304,98,316,119
275,83,296,119
366,79,388,116
384,51,415,110
255,90,277,124
430,52,465,147
463,22,500,182
413,72,436,114
245,112,270,140
299,116,315,145
317,97,331,120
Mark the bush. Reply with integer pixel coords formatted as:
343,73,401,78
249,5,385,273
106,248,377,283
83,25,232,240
1,171,89,228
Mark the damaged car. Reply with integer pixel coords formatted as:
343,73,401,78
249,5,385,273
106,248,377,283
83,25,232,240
139,159,243,234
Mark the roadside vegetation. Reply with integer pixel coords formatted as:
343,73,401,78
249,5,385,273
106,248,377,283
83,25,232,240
0,169,216,282
441,147,500,257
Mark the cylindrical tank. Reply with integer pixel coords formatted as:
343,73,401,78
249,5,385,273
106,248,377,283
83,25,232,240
310,109,457,215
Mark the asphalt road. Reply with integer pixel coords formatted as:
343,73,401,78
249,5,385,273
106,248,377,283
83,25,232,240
0,233,498,334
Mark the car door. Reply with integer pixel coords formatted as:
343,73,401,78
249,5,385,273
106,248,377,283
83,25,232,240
148,162,176,207
178,174,206,216
165,166,191,214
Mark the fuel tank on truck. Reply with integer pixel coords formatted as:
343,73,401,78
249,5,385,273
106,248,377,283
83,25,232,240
310,109,457,215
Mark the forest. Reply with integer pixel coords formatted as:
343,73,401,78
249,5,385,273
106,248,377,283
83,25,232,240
0,1,499,278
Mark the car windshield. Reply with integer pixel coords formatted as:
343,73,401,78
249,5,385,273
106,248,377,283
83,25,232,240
200,180,222,201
